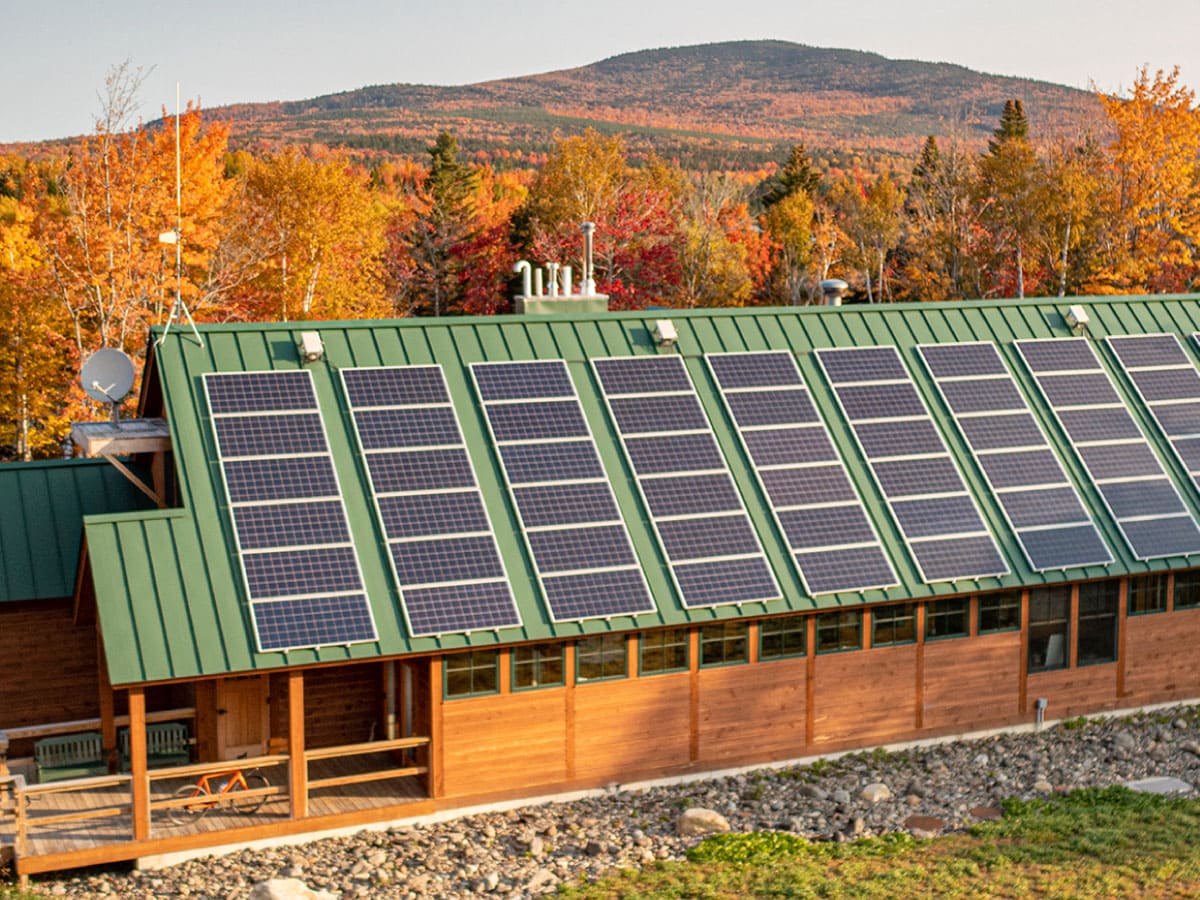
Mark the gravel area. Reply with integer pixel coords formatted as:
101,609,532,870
14,705,1200,899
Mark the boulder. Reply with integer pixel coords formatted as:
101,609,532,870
676,807,731,836
860,782,892,803
248,879,337,900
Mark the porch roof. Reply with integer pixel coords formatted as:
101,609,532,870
86,294,1200,685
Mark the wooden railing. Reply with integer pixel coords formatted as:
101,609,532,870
0,707,196,744
305,735,430,791
147,753,290,819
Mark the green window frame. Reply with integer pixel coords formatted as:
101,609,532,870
872,604,916,647
925,598,969,640
640,629,690,675
1077,580,1118,666
512,643,565,691
444,650,500,699
1175,570,1200,609
576,635,627,683
759,615,807,660
1127,574,1167,615
816,610,862,654
699,622,749,668
979,590,1021,633
1028,586,1070,673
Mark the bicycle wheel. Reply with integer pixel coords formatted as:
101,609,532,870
236,772,271,814
168,784,209,825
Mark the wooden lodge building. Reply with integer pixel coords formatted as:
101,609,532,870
6,292,1200,875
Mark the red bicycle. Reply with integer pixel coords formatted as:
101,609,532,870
167,757,270,824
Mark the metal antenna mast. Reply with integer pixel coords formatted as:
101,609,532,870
157,82,204,349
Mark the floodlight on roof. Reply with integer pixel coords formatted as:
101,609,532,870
651,319,678,349
1065,305,1089,334
297,331,324,363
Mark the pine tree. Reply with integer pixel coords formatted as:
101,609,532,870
988,100,1029,155
407,132,479,316
762,144,821,208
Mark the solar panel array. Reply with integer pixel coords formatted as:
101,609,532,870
205,371,379,652
705,351,897,595
918,343,1112,571
815,347,1009,583
592,356,781,608
341,366,522,637
1106,334,1200,494
470,360,655,621
1015,338,1200,559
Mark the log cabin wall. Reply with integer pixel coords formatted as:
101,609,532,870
303,662,381,749
1124,608,1200,704
0,599,99,737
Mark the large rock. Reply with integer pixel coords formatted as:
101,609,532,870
247,878,337,900
676,807,731,836
860,782,893,803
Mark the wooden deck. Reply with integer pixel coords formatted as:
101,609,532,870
1,753,429,873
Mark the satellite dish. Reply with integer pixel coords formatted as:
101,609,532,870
81,348,136,405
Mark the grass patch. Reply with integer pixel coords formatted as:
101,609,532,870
560,786,1200,898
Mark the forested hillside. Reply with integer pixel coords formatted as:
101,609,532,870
211,41,1105,169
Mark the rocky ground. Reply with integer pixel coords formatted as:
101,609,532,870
15,706,1200,899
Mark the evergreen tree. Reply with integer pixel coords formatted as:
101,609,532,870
988,100,1030,154
762,144,821,208
407,132,478,316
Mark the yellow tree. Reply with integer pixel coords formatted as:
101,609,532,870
675,172,755,307
240,150,388,321
1098,67,1200,292
0,199,72,459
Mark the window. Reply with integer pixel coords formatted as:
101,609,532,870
1077,580,1118,665
640,629,689,675
871,604,916,647
816,610,862,654
1175,570,1200,609
760,615,807,660
979,590,1021,633
1028,586,1070,672
925,598,969,640
1128,574,1167,615
700,622,749,667
576,635,627,682
512,643,565,690
444,650,499,698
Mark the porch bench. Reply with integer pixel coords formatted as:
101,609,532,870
120,722,191,770
34,732,106,783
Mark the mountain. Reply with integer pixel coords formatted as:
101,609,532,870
176,42,1114,169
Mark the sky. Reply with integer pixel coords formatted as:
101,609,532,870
2,0,1197,144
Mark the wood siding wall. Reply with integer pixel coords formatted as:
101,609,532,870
303,663,381,749
0,600,99,734
434,596,1200,805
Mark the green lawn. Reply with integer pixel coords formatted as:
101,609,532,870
561,787,1200,898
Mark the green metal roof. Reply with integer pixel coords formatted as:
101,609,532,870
86,294,1200,685
0,457,154,602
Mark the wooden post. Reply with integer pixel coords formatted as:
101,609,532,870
805,616,816,747
287,670,307,820
97,633,117,773
0,732,8,777
128,687,150,841
429,657,444,799
1117,579,1128,700
564,645,576,781
915,603,926,731
688,630,700,763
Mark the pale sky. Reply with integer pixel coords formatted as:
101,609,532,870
2,0,1197,144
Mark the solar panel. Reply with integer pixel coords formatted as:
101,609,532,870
1109,336,1200,494
342,365,522,637
204,370,378,653
917,342,1112,571
1016,337,1200,560
700,355,902,600
815,345,1009,583
594,355,782,607
471,360,655,622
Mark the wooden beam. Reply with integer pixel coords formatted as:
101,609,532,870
97,630,117,773
287,671,307,820
429,657,444,800
1019,590,1030,715
1117,578,1128,700
915,603,926,731
101,454,163,506
564,644,576,782
70,418,170,458
805,617,816,747
688,630,700,764
127,688,150,841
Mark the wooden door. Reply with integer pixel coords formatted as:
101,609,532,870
217,676,269,760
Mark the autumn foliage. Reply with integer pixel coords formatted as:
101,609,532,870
0,64,1198,459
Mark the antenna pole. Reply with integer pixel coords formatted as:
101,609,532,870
157,81,204,349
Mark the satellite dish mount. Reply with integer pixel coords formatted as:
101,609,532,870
81,349,137,426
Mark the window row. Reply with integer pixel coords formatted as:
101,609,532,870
446,573,1200,696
